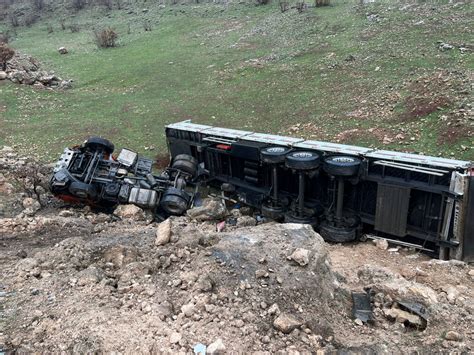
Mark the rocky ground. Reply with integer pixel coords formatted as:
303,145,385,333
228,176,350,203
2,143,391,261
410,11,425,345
1,146,473,353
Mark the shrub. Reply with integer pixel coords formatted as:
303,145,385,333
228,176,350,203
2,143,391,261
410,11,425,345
60,19,66,30
46,23,53,33
69,23,80,33
24,13,39,27
296,1,306,12
94,28,118,48
0,32,10,44
71,0,86,10
256,0,270,4
315,0,330,6
0,43,15,71
98,0,112,10
143,20,152,32
31,0,45,11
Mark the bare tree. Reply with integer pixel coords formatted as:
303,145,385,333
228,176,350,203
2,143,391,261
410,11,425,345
8,12,19,27
279,0,289,12
0,43,15,71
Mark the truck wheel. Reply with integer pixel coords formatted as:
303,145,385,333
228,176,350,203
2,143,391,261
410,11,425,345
319,220,357,243
160,187,190,216
323,156,361,177
261,146,291,164
261,203,285,220
84,137,114,155
69,181,97,199
284,212,318,226
172,154,198,177
285,151,320,170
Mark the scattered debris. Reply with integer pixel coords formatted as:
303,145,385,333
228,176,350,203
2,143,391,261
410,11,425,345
352,292,372,323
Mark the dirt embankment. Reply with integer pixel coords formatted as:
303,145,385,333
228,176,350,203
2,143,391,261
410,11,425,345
0,146,473,353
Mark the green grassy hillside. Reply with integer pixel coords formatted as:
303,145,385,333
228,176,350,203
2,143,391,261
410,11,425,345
0,0,472,161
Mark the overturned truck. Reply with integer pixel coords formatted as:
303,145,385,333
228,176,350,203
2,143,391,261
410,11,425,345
50,121,474,261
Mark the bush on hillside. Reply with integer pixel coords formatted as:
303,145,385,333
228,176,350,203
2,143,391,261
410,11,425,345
71,0,86,10
93,28,118,48
315,0,330,6
0,43,15,71
0,32,10,44
24,13,39,27
143,20,152,32
97,0,113,10
31,0,45,11
69,23,80,32
296,1,307,12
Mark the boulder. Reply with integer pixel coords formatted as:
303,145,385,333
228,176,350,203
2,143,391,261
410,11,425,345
273,313,303,334
102,245,139,268
374,239,389,250
77,266,104,286
58,47,68,54
181,303,195,317
383,307,423,327
169,332,182,344
236,215,257,227
211,223,341,334
155,219,171,246
0,71,7,80
358,266,438,305
444,330,462,341
187,198,227,221
114,204,145,221
22,197,41,213
206,339,225,355
288,248,310,266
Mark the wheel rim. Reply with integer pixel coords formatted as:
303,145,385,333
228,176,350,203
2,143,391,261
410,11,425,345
266,147,286,153
292,152,314,159
332,156,355,163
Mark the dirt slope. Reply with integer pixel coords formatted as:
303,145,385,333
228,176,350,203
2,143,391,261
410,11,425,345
1,147,473,353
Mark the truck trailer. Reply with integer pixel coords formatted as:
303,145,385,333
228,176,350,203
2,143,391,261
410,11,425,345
165,120,474,262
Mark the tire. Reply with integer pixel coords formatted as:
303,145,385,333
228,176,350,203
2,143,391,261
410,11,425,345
285,151,320,170
69,181,97,199
284,211,318,226
261,146,291,164
84,137,114,155
160,187,191,216
323,156,361,177
319,220,357,243
261,203,285,220
172,154,198,177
